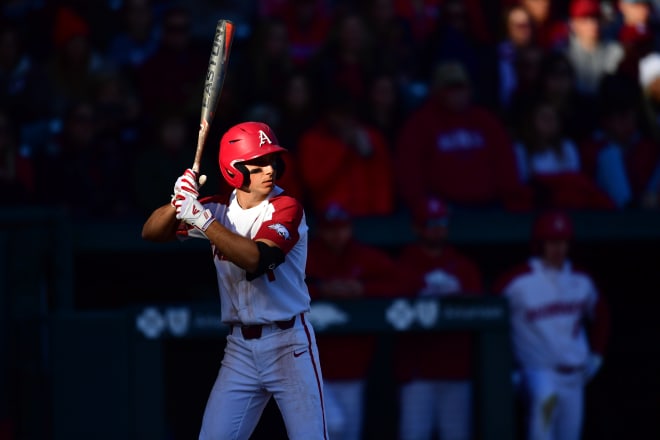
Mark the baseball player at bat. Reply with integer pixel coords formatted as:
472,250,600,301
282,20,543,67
142,121,328,440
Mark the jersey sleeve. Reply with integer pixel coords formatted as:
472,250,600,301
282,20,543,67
254,195,303,254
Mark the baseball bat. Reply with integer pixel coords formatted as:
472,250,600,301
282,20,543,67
192,19,235,176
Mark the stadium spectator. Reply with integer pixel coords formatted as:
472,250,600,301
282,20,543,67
512,97,615,210
561,0,625,96
45,6,111,117
90,68,144,156
0,108,35,204
423,0,495,105
503,43,545,127
615,0,659,80
358,69,407,149
297,85,396,216
0,21,54,130
359,0,419,84
273,69,318,151
307,11,379,102
133,5,207,120
395,60,531,212
131,109,196,216
639,51,660,140
580,73,660,208
104,0,160,72
34,100,133,217
262,0,332,68
305,202,403,440
392,196,483,440
494,4,538,113
518,0,570,50
235,17,295,111
508,51,598,145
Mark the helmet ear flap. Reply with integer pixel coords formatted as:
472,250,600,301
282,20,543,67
234,163,250,189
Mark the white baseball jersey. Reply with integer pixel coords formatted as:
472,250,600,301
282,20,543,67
178,185,311,324
499,257,599,369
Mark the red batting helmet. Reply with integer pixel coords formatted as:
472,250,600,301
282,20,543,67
532,210,574,242
218,121,287,188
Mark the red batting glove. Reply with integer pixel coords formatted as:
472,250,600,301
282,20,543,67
170,168,206,207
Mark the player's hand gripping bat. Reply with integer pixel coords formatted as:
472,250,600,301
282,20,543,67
192,19,235,185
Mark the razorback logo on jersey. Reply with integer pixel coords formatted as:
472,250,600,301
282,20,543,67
258,130,272,146
268,223,290,239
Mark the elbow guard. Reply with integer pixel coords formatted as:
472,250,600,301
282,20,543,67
246,241,285,281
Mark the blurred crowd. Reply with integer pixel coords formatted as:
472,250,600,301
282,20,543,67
2,0,660,221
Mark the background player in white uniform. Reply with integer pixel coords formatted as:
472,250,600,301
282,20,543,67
141,121,328,440
494,210,610,440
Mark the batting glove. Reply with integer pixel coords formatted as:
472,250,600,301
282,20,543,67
174,193,215,232
170,168,207,207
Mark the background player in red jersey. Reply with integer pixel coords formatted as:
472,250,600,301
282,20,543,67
141,121,328,440
493,210,610,440
305,202,403,440
392,197,484,440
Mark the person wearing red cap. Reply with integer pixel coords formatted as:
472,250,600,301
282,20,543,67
493,210,610,440
561,0,625,96
305,201,404,440
391,197,483,440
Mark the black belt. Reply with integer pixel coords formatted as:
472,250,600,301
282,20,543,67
231,316,296,340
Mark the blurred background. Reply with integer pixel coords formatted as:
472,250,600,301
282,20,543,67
1,0,660,439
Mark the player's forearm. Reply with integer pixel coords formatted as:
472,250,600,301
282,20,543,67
204,221,261,272
142,204,180,242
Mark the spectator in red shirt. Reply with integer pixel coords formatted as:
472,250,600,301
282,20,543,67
395,60,531,212
306,202,403,440
392,197,483,440
297,86,396,217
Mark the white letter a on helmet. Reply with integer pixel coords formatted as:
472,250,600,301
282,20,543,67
258,130,272,147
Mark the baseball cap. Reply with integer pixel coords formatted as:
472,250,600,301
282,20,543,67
412,197,450,228
432,62,470,89
532,210,574,241
570,0,601,17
